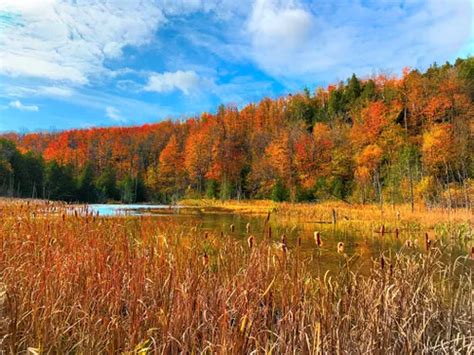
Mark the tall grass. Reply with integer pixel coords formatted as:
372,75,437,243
0,200,472,353
181,199,472,227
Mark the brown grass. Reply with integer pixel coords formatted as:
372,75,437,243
180,199,472,227
0,200,472,353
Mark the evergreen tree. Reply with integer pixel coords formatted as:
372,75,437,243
219,180,233,200
26,153,43,198
45,161,76,201
328,86,345,118
345,74,362,104
205,180,218,199
77,163,97,203
119,175,146,203
95,166,119,201
360,79,377,101
271,179,289,202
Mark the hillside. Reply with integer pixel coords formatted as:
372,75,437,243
1,57,473,207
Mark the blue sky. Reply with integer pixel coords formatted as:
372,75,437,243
0,0,472,132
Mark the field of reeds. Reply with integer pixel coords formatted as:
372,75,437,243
180,199,473,227
0,199,472,353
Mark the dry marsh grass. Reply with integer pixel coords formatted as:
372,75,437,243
0,200,472,353
180,199,472,226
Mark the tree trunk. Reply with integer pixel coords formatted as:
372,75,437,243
403,107,415,212
376,170,383,208
444,162,452,210
461,161,471,210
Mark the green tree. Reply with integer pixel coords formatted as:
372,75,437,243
0,140,44,198
77,163,97,203
95,166,119,201
360,79,377,101
119,175,146,203
205,180,218,199
219,179,233,200
345,74,362,104
12,152,44,198
45,161,76,201
271,179,289,202
328,86,345,118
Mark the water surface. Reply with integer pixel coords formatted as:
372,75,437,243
88,204,428,274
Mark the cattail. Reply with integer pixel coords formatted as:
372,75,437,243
404,239,412,248
246,222,251,234
268,226,272,239
220,231,224,238
204,231,209,239
247,235,254,249
202,253,209,267
297,236,302,247
337,242,344,254
471,247,474,260
230,224,235,232
62,213,65,222
395,228,399,239
332,208,337,225
380,256,385,270
266,211,271,223
380,225,385,236
314,231,322,247
425,232,431,251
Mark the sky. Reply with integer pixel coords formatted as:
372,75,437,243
0,0,472,133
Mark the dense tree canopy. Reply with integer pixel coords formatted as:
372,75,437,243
2,57,473,207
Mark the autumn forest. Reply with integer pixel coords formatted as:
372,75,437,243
1,57,473,207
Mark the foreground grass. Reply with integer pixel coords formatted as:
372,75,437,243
0,200,472,353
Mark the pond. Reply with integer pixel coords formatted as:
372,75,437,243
87,204,436,274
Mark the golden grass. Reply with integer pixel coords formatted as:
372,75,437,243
180,199,472,227
0,199,472,353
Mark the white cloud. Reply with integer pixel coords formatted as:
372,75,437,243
105,106,125,122
245,0,473,83
0,0,165,84
0,0,247,87
0,0,471,127
0,0,56,12
248,0,313,51
0,84,74,99
144,70,202,95
9,100,39,112
39,86,74,97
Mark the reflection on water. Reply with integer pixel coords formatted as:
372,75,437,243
88,204,463,274
88,204,181,216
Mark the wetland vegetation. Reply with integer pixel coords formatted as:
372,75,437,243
0,199,472,353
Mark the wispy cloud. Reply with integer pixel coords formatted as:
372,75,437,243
248,0,312,52
244,0,473,83
9,100,39,112
0,0,471,132
0,0,165,84
105,106,126,122
0,85,75,99
144,70,203,95
39,86,74,97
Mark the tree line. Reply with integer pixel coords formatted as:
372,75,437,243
2,57,473,208
0,139,146,203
